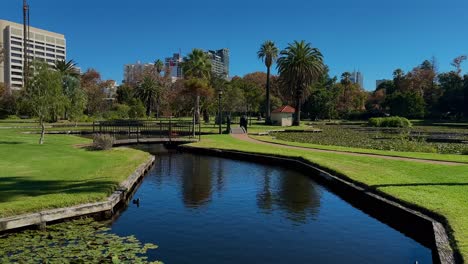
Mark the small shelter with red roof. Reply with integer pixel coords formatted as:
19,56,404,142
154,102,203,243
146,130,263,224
271,105,295,126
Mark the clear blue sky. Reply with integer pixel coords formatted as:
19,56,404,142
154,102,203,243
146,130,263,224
2,0,468,90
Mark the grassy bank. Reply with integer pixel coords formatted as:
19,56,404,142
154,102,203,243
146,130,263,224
188,135,468,261
251,135,468,163
0,128,150,218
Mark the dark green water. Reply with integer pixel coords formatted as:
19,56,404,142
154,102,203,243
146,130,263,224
109,146,433,263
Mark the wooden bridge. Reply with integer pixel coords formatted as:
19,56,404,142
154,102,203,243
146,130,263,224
92,119,200,145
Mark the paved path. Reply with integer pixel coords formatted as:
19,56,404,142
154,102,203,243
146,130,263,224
231,134,465,166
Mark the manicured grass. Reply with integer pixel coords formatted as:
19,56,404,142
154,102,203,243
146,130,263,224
251,135,468,164
189,135,468,261
0,129,150,218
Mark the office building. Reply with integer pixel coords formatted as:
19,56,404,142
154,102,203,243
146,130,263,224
349,71,364,89
165,53,183,81
0,19,66,91
205,48,229,79
123,61,153,85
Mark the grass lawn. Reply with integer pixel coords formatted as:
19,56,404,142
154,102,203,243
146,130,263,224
188,135,468,261
251,135,468,164
0,128,150,218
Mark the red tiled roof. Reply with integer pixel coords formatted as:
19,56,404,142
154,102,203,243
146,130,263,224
272,105,295,113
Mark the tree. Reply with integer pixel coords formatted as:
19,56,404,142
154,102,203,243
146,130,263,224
438,71,464,118
62,75,86,124
182,49,212,123
136,75,159,117
154,59,164,75
81,69,108,116
25,62,66,144
54,60,79,78
116,84,134,105
277,40,324,126
393,68,405,92
384,91,425,118
257,40,279,124
450,55,467,76
183,78,213,134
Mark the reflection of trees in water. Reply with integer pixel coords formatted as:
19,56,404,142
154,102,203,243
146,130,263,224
181,155,214,207
257,167,321,223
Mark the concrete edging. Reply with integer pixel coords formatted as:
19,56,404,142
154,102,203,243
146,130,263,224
0,155,155,232
180,145,457,264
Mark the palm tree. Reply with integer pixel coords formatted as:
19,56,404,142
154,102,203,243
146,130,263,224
182,49,212,124
54,59,79,78
277,40,324,126
183,78,213,135
257,40,279,125
393,68,404,91
340,72,352,102
154,59,164,76
136,75,159,117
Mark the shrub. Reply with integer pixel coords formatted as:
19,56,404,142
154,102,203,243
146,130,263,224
368,116,412,128
92,134,114,150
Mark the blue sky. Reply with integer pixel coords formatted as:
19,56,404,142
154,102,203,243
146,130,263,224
2,0,468,90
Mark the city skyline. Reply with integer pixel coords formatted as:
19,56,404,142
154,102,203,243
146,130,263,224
2,0,468,90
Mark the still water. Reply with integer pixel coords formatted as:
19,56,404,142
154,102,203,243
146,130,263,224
110,146,432,263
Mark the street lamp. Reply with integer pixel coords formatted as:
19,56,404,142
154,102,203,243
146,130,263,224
218,90,223,134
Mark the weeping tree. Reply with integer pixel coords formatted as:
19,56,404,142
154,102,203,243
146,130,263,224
277,40,324,126
25,62,66,144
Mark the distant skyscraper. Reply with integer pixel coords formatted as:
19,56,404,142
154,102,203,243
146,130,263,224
205,48,229,79
349,71,364,89
123,61,153,85
376,79,390,89
165,53,183,81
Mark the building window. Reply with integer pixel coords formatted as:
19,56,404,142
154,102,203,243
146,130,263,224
46,47,55,52
35,45,45,50
35,41,45,45
56,49,65,54
12,77,23,82
11,59,22,64
46,53,55,58
12,71,22,76
36,51,45,56
46,59,55,63
12,65,22,70
11,40,22,46
11,47,22,52
11,53,22,58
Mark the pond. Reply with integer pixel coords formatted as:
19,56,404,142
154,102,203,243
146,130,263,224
108,145,433,263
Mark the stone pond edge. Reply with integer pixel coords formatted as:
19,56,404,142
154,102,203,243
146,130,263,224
0,155,156,233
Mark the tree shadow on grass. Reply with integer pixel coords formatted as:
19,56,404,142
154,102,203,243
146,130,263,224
0,141,24,145
371,182,468,188
0,176,117,203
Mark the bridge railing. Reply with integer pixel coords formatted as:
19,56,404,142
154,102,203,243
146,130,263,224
92,119,200,141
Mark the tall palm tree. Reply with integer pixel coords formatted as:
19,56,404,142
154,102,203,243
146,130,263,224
182,49,212,124
393,68,404,91
154,59,164,76
277,40,324,126
340,72,352,102
257,40,279,125
54,59,79,78
136,75,159,117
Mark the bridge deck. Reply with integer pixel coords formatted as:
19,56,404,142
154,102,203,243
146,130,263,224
113,138,197,146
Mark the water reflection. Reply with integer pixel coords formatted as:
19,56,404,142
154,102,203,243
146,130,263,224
181,155,213,207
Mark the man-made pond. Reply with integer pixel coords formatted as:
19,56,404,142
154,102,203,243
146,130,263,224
109,145,433,263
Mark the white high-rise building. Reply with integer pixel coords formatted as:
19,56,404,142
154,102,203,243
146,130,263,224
123,61,153,85
0,19,66,91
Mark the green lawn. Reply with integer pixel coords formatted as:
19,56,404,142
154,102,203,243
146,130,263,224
252,135,468,164
188,135,468,261
0,129,150,218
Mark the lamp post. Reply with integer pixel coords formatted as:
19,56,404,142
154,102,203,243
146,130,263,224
218,90,223,134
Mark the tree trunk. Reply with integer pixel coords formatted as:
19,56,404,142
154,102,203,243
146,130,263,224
294,94,301,126
39,118,45,144
265,66,271,125
195,95,200,124
146,96,152,118
203,109,210,123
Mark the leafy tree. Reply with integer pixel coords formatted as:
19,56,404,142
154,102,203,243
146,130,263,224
62,75,86,125
25,62,66,144
183,78,213,133
257,40,279,124
116,84,134,105
451,55,467,76
154,59,164,75
128,98,146,118
438,71,464,118
384,91,425,118
81,69,108,116
277,40,324,125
